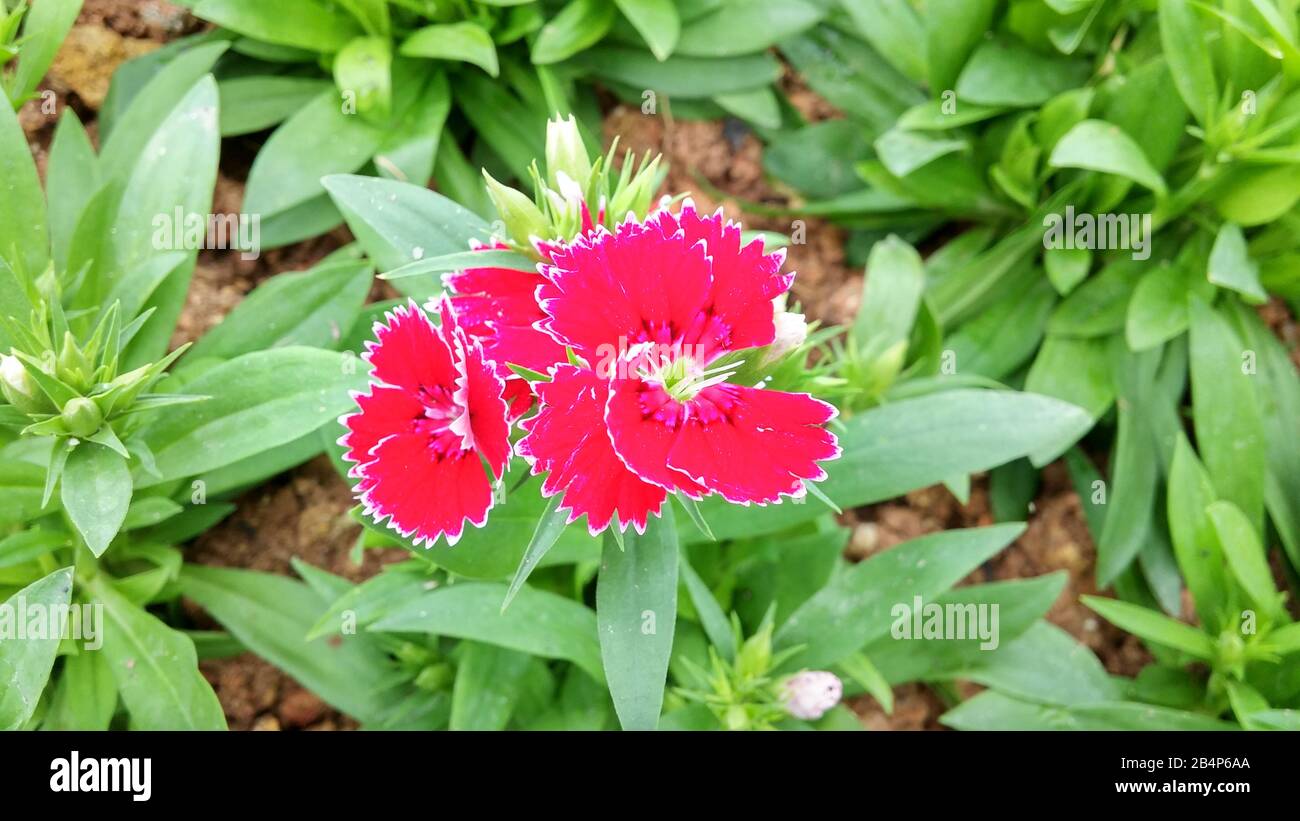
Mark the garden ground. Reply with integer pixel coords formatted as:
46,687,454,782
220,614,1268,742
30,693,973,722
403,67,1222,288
20,0,1297,730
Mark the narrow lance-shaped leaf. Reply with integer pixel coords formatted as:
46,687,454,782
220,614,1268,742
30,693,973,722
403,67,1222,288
88,573,226,730
597,507,679,730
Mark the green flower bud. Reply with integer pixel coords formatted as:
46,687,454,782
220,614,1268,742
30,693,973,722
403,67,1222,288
60,397,103,438
57,331,94,391
413,662,453,693
483,170,551,247
545,115,592,190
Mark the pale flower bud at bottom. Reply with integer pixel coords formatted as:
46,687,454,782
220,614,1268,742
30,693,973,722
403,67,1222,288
781,671,842,720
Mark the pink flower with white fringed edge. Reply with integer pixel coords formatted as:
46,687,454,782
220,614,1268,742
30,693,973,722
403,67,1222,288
339,298,511,547
516,201,841,535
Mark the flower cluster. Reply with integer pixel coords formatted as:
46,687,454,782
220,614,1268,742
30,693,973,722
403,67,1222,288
341,124,839,546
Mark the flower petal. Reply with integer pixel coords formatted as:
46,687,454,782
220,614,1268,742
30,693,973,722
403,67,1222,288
517,364,666,534
365,301,457,392
357,437,494,547
537,215,713,363
666,384,840,504
454,329,511,479
605,375,707,498
339,385,424,471
677,201,791,351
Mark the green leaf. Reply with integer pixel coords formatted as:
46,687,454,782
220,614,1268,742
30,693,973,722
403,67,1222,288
1095,351,1161,586
381,248,536,281
0,529,66,570
98,41,228,181
42,650,118,730
841,0,926,83
370,582,604,682
62,442,132,557
614,0,680,61
943,691,1236,730
217,75,330,136
0,81,49,278
839,653,894,713
1044,246,1091,296
186,260,372,359
676,0,822,57
924,0,996,94
1049,119,1168,195
679,551,734,662
569,47,781,97
1126,262,1192,350
193,0,361,51
401,22,499,76
774,524,1024,669
1158,0,1217,125
323,174,491,280
1188,295,1266,530
1207,223,1268,303
862,573,1066,686
668,495,713,544
1167,435,1228,634
5,0,82,104
1082,595,1216,659
140,348,364,484
948,622,1120,707
46,110,100,272
243,89,383,219
597,508,678,729
0,567,73,730
178,564,393,724
449,642,533,730
502,493,571,612
692,390,1092,540
955,38,1090,107
854,235,925,356
121,496,184,531
1207,500,1285,621
532,0,616,65
1226,303,1300,569
874,128,968,178
112,77,221,368
1025,335,1115,421
88,573,226,730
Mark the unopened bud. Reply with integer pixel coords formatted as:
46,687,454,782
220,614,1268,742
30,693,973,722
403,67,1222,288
545,115,592,189
781,671,842,720
60,397,103,438
483,170,550,246
0,353,45,413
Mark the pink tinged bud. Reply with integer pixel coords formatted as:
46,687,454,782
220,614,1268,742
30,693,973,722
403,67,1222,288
782,671,842,720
